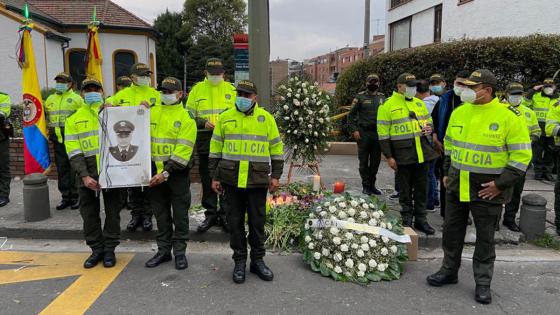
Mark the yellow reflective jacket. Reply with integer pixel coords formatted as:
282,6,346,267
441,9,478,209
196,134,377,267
209,104,284,188
530,92,558,124
64,103,102,181
502,102,540,140
0,92,11,118
186,79,236,130
45,89,83,142
377,91,438,165
150,103,197,174
444,98,532,203
108,84,160,107
544,99,560,145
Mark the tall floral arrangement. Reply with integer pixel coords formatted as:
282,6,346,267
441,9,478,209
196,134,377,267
275,77,333,164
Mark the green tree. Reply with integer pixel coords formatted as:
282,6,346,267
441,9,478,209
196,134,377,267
154,10,186,83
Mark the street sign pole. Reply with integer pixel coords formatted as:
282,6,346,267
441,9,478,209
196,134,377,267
248,0,271,109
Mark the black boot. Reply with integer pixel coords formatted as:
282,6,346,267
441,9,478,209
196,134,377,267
197,216,217,233
475,285,492,304
56,199,72,210
503,221,520,232
127,216,142,232
83,250,104,269
103,251,116,268
370,187,382,195
402,218,413,227
250,259,274,281
70,198,80,210
362,187,373,196
175,254,188,270
0,197,9,207
145,252,172,268
233,261,246,284
142,215,153,232
426,271,458,287
414,222,435,235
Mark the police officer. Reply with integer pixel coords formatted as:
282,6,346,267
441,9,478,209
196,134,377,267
348,74,384,195
45,72,82,210
209,80,283,284
105,76,132,105
145,77,197,270
527,78,557,181
544,88,560,236
503,82,540,232
377,73,439,235
110,63,160,232
187,58,236,233
0,91,12,207
427,70,532,304
65,78,124,268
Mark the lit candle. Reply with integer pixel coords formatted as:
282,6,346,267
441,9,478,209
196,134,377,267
312,175,321,191
333,181,345,194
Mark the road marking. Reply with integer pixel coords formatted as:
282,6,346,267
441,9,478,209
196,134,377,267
0,251,133,314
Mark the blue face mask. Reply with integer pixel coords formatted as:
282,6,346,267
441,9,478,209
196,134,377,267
55,83,68,93
236,97,254,112
84,92,103,104
430,85,444,95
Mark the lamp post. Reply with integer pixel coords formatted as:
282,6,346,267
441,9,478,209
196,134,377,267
248,0,271,109
364,0,371,58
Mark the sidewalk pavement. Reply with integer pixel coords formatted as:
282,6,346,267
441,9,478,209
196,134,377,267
0,155,557,247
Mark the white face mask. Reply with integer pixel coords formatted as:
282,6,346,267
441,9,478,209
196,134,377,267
208,75,223,85
161,93,178,105
136,76,151,87
453,86,465,96
508,95,522,106
543,87,555,96
404,86,417,99
460,88,479,103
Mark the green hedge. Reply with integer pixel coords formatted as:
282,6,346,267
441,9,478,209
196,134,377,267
336,34,560,106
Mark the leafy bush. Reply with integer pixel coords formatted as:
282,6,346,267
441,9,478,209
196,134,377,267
336,34,560,107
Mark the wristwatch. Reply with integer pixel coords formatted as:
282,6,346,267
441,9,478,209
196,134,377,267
162,171,170,181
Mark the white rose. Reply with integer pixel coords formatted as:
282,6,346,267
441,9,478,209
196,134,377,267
294,110,299,115
340,244,349,252
333,237,342,245
358,263,367,272
316,232,323,240
351,243,359,249
357,250,365,257
359,198,366,203
322,248,330,256
283,105,289,110
313,145,317,150
308,243,315,250
380,222,387,229
345,259,354,268
387,223,393,230
391,245,398,253
318,118,324,123
381,247,389,256
320,211,327,217
304,236,312,243
347,218,355,223
295,94,300,98
326,262,334,269
369,259,378,269
313,252,321,260
293,130,298,135
339,202,347,208
284,116,290,121
382,236,390,244
338,211,348,219
359,211,368,219
309,213,315,219
329,206,337,213
360,236,369,243
347,208,356,216
308,124,313,129
293,99,300,106
372,212,381,219
334,266,342,273
334,253,343,262
350,200,359,207
334,197,342,202
361,244,370,251
305,139,309,143
369,203,375,209
362,204,369,210
287,93,292,97
369,240,377,248
368,219,375,226
330,227,339,235
357,271,365,277
378,264,387,272
324,202,331,207
287,130,291,134
344,232,353,240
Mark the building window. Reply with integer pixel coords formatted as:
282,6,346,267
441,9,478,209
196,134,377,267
113,50,138,93
434,4,443,43
458,0,474,5
390,0,412,9
390,17,411,51
65,49,86,90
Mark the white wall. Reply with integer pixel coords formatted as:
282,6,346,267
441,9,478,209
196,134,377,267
442,0,560,41
385,0,442,50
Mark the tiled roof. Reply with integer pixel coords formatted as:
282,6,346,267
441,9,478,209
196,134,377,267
2,0,152,30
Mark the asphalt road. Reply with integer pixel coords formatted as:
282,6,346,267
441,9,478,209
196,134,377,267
1,241,559,315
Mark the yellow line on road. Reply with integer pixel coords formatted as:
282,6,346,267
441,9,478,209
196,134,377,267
0,251,134,315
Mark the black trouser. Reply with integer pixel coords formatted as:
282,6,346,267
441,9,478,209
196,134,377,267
554,156,560,227
129,187,151,217
79,187,123,252
223,184,267,262
357,130,381,190
52,140,78,201
533,133,554,176
397,162,429,224
197,132,224,219
149,169,191,255
504,174,526,224
441,193,500,286
436,157,446,217
0,139,10,199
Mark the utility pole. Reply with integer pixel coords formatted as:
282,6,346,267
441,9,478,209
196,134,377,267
248,0,271,109
183,53,187,94
363,0,371,58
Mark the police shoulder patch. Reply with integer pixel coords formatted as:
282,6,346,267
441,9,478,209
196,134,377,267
554,100,560,107
67,98,73,103
416,102,423,107
489,122,500,131
258,115,266,123
225,94,231,100
507,105,521,116
150,98,157,105
174,121,181,128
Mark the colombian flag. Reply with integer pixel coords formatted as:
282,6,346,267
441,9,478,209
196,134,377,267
18,24,50,174
86,25,103,84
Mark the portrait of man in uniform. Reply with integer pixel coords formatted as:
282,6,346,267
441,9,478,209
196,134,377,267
109,120,138,162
